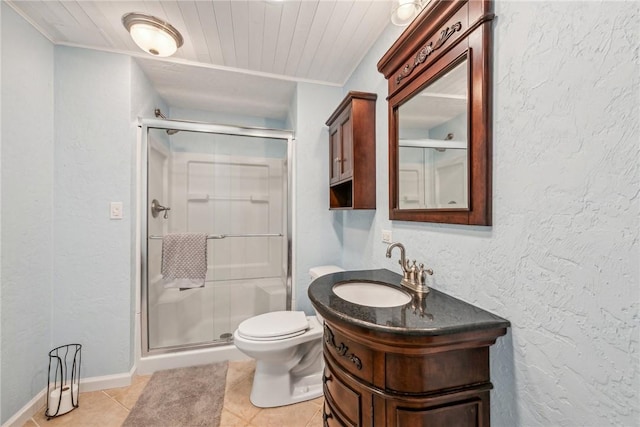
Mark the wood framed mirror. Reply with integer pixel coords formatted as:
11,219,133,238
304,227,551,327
378,0,494,225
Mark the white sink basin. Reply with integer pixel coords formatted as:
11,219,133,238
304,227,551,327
332,281,412,307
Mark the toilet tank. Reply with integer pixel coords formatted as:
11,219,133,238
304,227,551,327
309,265,344,281
308,265,344,324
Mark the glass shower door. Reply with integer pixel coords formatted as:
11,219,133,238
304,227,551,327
145,127,288,352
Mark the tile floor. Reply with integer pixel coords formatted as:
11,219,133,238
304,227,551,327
22,360,324,427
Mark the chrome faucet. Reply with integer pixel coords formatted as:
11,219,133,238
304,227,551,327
385,242,433,293
386,242,409,281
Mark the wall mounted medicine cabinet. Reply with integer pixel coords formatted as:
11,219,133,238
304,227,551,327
326,91,377,210
377,0,494,225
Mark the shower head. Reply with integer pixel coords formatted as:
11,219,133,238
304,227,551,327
154,108,179,135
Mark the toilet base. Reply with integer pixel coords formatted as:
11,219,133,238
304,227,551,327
233,315,325,408
250,367,323,408
249,347,324,408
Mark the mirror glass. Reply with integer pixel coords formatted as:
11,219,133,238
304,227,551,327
397,57,468,209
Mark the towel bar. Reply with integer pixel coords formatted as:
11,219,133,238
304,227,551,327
148,233,283,240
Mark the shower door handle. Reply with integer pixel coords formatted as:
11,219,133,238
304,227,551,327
151,199,171,219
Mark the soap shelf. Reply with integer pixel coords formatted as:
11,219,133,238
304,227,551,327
187,193,269,203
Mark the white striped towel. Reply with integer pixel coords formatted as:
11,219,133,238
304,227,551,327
161,233,208,289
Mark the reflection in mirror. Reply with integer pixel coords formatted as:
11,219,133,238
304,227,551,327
397,57,468,209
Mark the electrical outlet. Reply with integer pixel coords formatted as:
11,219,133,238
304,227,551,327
110,202,123,220
381,229,393,244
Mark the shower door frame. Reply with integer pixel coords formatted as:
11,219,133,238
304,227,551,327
139,118,294,357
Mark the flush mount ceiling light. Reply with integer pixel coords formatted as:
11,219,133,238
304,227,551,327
391,0,425,26
122,13,183,57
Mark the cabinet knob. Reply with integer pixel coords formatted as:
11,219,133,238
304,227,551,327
322,410,333,426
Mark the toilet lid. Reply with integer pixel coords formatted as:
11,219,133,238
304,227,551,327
237,311,309,339
237,329,306,341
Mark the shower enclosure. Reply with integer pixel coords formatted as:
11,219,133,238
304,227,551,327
140,118,293,355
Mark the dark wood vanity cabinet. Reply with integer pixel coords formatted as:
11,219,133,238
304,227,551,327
326,91,377,209
321,320,504,427
310,270,509,427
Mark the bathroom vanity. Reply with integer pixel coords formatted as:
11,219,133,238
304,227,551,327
308,269,509,427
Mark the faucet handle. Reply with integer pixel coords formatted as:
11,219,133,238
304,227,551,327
418,263,434,285
408,260,418,283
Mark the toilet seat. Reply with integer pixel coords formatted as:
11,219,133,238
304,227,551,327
237,329,306,341
237,311,309,341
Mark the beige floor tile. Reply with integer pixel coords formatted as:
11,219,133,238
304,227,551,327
103,374,151,410
31,391,129,427
309,396,324,407
22,360,327,427
225,360,255,391
219,408,250,427
223,375,262,422
248,399,320,427
305,406,325,427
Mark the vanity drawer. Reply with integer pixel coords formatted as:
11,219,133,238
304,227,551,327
323,364,362,426
392,398,484,427
323,323,373,382
323,399,352,427
385,347,490,393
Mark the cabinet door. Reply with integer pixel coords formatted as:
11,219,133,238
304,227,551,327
329,125,341,185
338,113,353,181
323,401,351,427
326,91,376,210
396,401,480,427
324,365,362,426
388,395,489,427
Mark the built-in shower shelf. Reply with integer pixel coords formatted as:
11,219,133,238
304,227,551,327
188,193,269,203
401,197,420,203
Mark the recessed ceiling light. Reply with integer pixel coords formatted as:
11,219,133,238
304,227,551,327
391,0,424,26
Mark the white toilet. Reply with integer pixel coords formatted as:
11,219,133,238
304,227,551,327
233,265,344,408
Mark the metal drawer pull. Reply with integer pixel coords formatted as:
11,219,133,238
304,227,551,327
322,373,332,384
322,410,333,426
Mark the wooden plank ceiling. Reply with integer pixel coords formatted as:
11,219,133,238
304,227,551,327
7,0,394,120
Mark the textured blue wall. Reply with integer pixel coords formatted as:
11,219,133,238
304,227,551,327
2,2,637,425
0,3,54,422
0,41,164,421
342,2,639,426
292,83,343,314
53,47,137,380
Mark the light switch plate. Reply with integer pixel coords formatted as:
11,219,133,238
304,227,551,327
110,202,123,220
382,229,393,244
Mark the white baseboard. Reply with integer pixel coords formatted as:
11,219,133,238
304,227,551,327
79,365,136,393
1,366,136,427
1,389,47,427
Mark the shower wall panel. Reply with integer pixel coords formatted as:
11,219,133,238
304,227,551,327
147,138,169,286
171,152,284,281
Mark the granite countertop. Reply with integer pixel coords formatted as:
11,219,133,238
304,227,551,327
308,268,510,336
